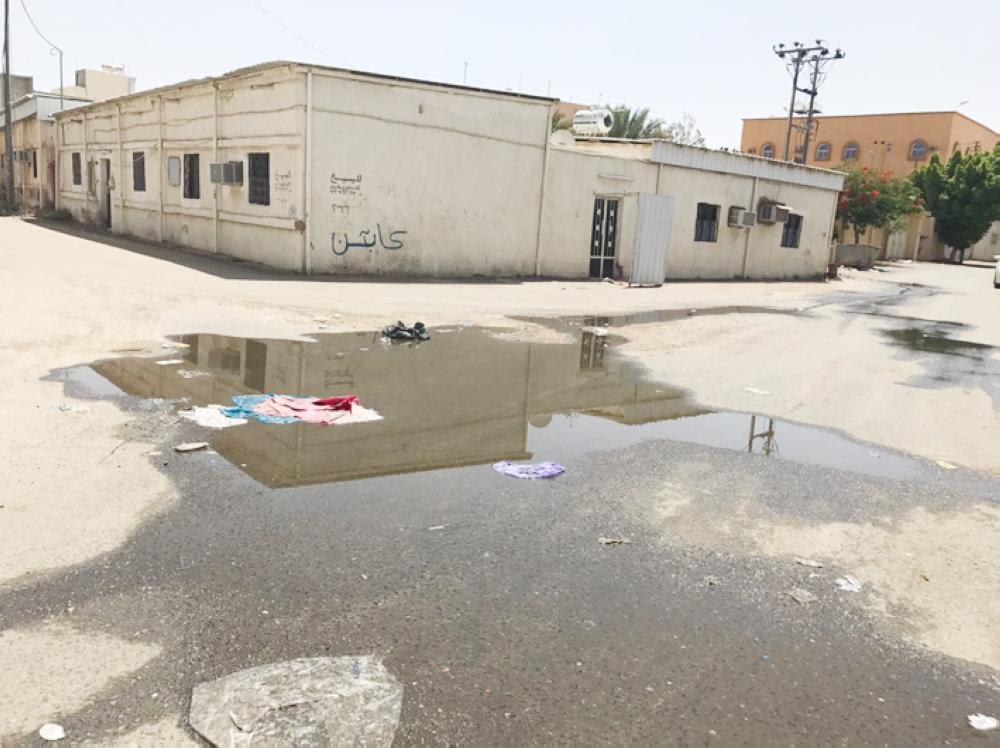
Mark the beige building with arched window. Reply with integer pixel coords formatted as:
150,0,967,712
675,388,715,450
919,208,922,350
740,111,999,261
740,110,998,175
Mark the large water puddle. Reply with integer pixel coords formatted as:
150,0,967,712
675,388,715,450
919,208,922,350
55,321,944,488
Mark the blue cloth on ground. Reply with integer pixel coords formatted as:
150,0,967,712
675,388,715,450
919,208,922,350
222,394,301,424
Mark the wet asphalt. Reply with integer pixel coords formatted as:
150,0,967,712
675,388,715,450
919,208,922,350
5,296,1000,745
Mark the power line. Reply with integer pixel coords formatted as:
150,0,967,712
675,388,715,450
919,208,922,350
771,41,845,162
251,0,347,66
18,0,63,109
18,0,56,50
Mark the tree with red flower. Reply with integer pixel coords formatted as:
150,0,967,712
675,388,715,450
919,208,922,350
836,168,921,243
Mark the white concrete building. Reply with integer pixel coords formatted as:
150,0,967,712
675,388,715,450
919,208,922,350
0,92,91,209
1,67,135,211
53,61,845,281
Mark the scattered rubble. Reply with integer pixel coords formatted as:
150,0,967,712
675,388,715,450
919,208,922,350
787,587,818,604
835,576,863,593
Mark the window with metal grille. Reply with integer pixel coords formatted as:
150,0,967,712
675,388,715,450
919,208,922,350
71,152,81,185
183,153,200,199
132,151,146,192
781,214,803,248
248,153,270,205
694,203,719,242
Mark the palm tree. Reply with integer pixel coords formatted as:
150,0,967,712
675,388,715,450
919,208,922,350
608,106,665,139
550,110,573,133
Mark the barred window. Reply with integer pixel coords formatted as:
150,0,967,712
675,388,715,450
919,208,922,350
781,214,803,248
71,152,82,185
248,153,270,206
132,151,146,192
694,203,719,242
183,153,200,199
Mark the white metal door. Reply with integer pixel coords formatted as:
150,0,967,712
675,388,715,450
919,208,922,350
630,193,674,286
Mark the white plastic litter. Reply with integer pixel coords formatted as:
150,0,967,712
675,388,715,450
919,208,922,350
156,359,185,366
327,405,383,425
38,723,65,741
174,442,209,453
935,460,958,470
188,656,402,746
744,387,770,395
581,326,609,336
176,369,210,379
179,405,247,429
968,713,999,731
835,576,863,592
795,558,824,568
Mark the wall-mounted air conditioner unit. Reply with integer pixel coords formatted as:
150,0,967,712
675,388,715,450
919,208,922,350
758,203,777,224
209,161,244,185
742,210,757,227
728,206,747,228
758,202,791,224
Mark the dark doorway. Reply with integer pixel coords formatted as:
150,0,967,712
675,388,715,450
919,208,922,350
589,197,620,278
99,158,112,227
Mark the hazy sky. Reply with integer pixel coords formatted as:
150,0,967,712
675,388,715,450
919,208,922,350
11,0,1000,146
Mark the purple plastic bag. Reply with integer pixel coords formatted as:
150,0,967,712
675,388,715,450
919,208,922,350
492,461,566,480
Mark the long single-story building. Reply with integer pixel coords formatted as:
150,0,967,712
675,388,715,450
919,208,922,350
53,61,845,282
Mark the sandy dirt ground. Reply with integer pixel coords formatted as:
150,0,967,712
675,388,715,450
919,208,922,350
1,218,997,741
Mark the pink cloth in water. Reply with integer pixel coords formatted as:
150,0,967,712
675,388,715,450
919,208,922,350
253,396,381,426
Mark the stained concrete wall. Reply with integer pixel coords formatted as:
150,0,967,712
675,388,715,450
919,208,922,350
539,146,838,280
966,221,1000,262
538,147,657,277
306,71,551,277
52,61,841,282
56,64,307,271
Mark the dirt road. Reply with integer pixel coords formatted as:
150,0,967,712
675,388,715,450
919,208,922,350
1,218,997,744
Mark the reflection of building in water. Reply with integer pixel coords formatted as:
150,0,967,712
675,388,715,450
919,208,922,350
96,329,703,487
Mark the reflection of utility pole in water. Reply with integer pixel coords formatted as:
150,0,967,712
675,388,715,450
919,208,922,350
748,415,779,456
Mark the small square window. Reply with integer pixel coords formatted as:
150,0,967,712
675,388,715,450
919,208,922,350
183,153,200,199
71,152,82,185
132,151,146,192
781,214,803,248
248,153,270,206
694,203,719,242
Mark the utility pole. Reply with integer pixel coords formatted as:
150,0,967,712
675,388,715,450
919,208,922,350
2,0,14,208
772,41,843,162
797,46,845,165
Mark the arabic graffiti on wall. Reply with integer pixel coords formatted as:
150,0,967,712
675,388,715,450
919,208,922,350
329,173,363,197
274,170,293,193
332,224,407,255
